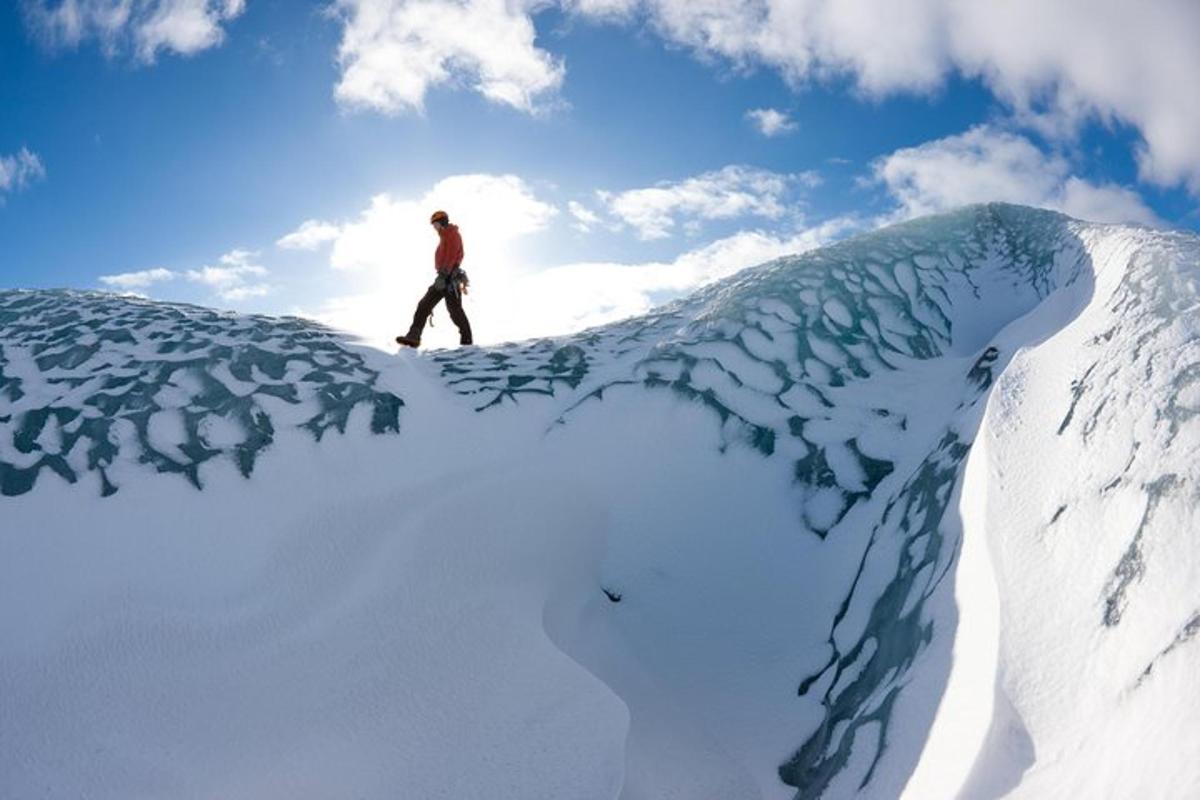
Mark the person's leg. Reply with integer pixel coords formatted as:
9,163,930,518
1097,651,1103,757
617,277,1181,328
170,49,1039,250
445,291,473,345
405,284,444,342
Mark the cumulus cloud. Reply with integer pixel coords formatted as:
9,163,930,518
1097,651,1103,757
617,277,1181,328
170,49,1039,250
873,125,1160,226
291,173,559,347
0,148,46,198
746,108,796,137
293,171,857,348
287,169,835,348
320,174,557,274
323,0,1200,192
563,0,1200,194
277,219,342,251
185,249,271,301
1054,179,1161,229
331,0,565,114
313,218,856,348
23,0,245,62
598,165,819,240
99,267,177,290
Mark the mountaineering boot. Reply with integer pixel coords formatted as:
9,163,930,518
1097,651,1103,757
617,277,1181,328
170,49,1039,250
395,335,420,348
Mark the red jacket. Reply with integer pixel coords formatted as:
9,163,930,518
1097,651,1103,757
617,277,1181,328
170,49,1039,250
435,224,464,273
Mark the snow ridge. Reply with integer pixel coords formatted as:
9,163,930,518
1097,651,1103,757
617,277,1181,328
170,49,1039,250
2,204,1198,799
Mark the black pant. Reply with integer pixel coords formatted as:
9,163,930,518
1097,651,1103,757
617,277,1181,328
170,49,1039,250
407,281,473,344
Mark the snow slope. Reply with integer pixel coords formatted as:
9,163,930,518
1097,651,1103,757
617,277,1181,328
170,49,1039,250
2,204,1197,798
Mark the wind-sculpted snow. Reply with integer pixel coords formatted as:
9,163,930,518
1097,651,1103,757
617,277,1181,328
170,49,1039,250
0,291,403,497
436,205,1081,542
3,204,1199,800
430,204,1095,796
1048,228,1200,634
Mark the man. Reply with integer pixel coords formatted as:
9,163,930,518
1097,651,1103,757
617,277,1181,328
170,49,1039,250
396,210,473,348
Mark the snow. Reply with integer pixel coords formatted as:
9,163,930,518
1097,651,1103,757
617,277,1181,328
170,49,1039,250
940,222,1200,798
2,203,1199,798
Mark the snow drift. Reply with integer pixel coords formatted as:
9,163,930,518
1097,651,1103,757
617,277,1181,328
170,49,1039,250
2,204,1198,798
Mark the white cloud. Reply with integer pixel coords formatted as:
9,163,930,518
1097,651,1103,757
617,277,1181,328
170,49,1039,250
24,1,1193,198
598,165,817,240
560,0,638,20
99,267,177,290
313,220,855,348
456,217,860,342
97,248,270,303
567,200,601,232
217,283,272,302
1055,179,1161,229
135,0,246,61
873,125,1160,226
289,174,559,348
324,174,557,274
294,171,858,349
746,108,796,137
668,219,858,283
277,219,342,250
23,0,245,62
186,249,271,301
566,0,1200,194
331,0,565,115
0,148,47,197
323,0,1200,192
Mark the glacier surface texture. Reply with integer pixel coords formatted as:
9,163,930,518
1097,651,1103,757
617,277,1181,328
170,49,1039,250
2,204,1198,798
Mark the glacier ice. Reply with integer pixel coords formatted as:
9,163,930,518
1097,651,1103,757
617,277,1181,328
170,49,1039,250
0,293,403,496
1,203,1198,799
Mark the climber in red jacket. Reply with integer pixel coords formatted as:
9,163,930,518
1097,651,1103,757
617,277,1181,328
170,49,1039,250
396,210,473,348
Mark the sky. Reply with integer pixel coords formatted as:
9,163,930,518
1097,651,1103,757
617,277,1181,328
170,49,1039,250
2,0,1198,347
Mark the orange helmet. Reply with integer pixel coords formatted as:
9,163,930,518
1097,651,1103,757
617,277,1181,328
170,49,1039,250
430,210,449,225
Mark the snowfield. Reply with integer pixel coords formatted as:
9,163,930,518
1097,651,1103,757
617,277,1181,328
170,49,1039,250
2,204,1198,798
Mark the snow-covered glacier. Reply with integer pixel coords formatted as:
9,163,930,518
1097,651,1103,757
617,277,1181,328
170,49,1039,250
2,203,1197,798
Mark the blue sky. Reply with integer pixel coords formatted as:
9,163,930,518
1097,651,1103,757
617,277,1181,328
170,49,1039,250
3,0,1198,345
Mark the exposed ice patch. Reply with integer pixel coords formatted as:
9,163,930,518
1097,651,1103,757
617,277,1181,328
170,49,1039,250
3,204,1199,799
0,291,404,496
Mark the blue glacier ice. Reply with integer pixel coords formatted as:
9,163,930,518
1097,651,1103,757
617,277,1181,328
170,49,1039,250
1,204,1198,799
0,293,403,496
